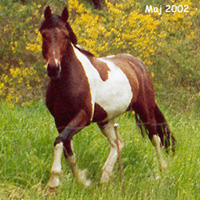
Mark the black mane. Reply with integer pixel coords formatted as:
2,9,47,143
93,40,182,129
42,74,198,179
75,45,95,57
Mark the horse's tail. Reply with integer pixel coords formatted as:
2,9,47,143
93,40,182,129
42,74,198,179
135,105,176,153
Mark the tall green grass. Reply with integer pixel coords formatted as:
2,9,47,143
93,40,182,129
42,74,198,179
0,101,199,199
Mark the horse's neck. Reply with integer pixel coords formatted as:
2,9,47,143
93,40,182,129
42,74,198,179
61,43,94,79
51,43,91,91
60,44,80,74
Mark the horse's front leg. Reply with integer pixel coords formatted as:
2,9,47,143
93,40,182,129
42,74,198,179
47,110,91,189
64,142,92,187
47,142,64,189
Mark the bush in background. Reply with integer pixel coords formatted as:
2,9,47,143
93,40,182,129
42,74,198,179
0,0,199,109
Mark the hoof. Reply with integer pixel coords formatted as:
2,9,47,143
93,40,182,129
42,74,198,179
160,161,168,171
77,169,92,187
83,179,92,188
100,170,110,184
47,176,60,189
46,185,58,197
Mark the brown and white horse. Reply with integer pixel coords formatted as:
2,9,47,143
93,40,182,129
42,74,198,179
39,6,176,188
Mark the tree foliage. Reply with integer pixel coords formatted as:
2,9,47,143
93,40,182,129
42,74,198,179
0,0,199,105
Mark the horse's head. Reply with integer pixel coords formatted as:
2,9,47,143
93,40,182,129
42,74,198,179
39,6,77,79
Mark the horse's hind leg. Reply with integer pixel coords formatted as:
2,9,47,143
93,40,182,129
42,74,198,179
98,119,124,184
135,104,167,170
151,135,167,170
145,115,168,170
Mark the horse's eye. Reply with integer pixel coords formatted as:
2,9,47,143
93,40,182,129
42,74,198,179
64,34,70,40
42,33,47,39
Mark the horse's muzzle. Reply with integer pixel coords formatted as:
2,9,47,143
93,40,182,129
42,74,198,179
47,64,60,78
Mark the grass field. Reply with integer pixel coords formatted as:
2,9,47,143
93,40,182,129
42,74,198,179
0,100,200,200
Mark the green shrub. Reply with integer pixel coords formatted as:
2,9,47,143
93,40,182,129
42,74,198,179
0,0,199,107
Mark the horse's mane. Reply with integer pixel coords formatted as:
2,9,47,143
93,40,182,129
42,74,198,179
75,45,95,57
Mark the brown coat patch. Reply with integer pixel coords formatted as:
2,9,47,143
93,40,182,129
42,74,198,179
89,58,110,81
92,103,108,122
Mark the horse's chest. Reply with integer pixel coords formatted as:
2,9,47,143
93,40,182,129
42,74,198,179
46,84,79,117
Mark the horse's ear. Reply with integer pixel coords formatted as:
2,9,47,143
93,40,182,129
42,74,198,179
44,6,52,20
61,7,69,22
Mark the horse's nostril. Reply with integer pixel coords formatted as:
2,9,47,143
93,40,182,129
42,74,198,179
47,64,60,78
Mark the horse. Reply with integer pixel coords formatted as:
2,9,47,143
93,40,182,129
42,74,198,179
39,6,176,188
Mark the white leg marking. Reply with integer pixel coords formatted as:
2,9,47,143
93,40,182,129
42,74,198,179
100,120,124,184
47,142,63,188
152,135,167,170
66,155,92,187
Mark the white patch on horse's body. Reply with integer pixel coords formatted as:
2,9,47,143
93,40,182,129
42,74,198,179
122,53,133,57
76,44,84,49
97,57,133,120
72,45,133,121
105,55,115,58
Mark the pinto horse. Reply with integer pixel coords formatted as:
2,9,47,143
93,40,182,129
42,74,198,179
39,6,176,188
